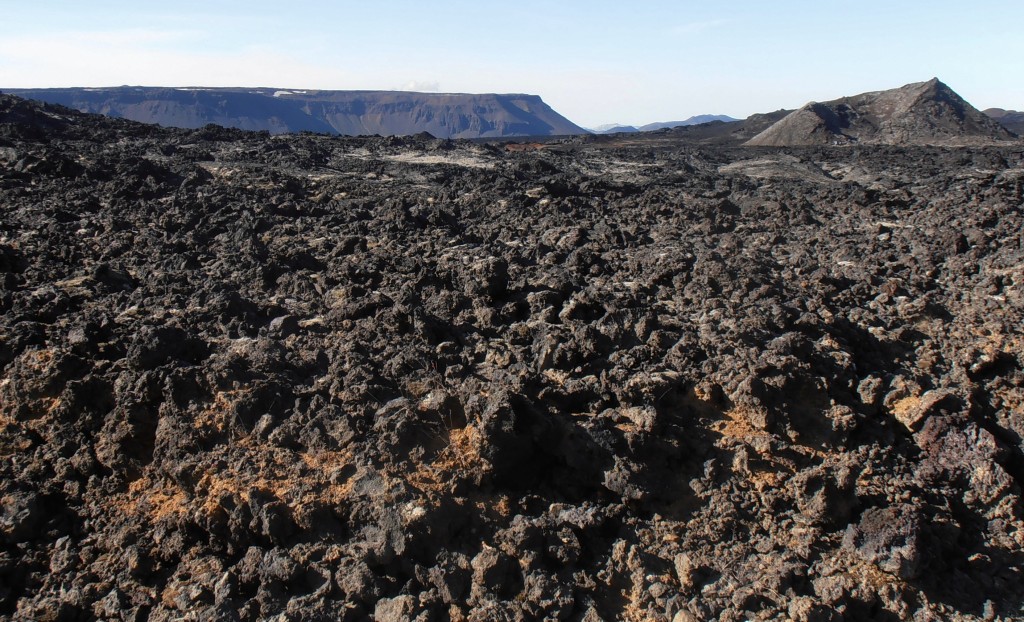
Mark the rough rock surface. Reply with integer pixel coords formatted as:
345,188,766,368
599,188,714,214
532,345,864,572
747,79,1019,147
2,87,588,139
2,95,1024,621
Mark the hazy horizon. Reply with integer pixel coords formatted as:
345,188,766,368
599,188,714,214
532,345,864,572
1,1,1022,128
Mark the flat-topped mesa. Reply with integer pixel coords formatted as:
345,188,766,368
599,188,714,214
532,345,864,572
1,87,589,139
746,78,1018,146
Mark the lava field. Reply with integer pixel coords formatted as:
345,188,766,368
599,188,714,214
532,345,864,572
1,96,1024,621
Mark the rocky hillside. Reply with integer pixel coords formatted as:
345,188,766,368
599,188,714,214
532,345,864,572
747,79,1018,146
2,95,1024,621
1,87,588,139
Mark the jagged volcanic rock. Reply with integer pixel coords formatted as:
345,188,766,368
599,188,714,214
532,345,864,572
1,94,1024,621
1,87,589,139
747,78,1018,146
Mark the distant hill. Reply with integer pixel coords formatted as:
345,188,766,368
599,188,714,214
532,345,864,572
591,114,738,135
1,87,589,139
591,124,640,134
637,115,738,132
590,123,634,133
747,79,1017,147
650,110,789,145
984,108,1024,136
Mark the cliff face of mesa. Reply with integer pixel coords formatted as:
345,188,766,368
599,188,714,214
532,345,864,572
2,95,1024,621
2,87,589,138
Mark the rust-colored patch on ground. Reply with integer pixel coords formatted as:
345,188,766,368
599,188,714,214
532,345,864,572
748,469,785,491
713,406,771,441
195,447,354,509
712,406,815,491
410,425,484,494
193,389,243,433
299,448,352,472
111,446,357,524
890,395,921,419
441,425,483,470
117,476,190,522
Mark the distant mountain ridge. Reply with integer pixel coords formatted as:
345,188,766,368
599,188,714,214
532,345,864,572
638,115,738,132
746,79,1017,147
984,108,1024,135
592,124,640,134
591,114,738,134
1,87,588,139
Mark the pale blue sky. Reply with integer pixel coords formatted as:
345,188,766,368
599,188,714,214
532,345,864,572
1,1,1021,127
